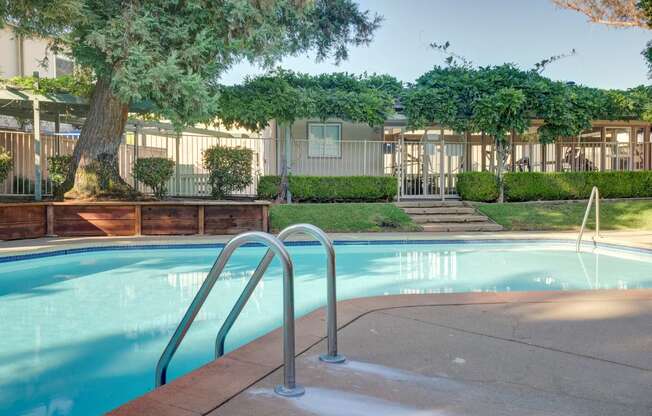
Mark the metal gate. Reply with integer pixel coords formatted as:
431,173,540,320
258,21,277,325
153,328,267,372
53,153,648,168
397,131,466,200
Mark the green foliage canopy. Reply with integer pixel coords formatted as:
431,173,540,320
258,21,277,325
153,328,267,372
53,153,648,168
216,69,401,130
402,63,652,143
1,0,382,127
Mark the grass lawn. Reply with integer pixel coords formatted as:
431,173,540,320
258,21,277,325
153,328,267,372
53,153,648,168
477,200,652,231
269,203,420,233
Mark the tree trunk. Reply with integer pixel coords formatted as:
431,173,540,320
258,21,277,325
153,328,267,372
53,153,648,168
277,123,292,203
496,140,509,203
65,77,132,199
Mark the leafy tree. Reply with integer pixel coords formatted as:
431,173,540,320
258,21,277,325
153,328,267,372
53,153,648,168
402,60,651,201
473,87,529,202
1,0,382,198
217,69,401,200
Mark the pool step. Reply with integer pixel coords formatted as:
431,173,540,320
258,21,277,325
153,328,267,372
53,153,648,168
396,201,503,233
396,201,465,208
421,222,504,232
412,215,488,224
403,207,476,215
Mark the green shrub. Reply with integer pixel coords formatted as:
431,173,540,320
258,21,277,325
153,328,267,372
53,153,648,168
257,176,397,202
503,171,652,201
456,171,499,202
0,147,12,184
203,145,253,199
47,155,72,199
133,157,175,199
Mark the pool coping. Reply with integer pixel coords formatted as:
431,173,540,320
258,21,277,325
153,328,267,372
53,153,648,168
1,233,652,263
107,288,652,416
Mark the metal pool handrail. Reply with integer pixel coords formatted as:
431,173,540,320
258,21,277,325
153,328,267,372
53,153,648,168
215,224,345,364
576,186,600,252
155,231,305,397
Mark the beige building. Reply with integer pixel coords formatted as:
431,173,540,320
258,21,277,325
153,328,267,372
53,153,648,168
0,24,73,79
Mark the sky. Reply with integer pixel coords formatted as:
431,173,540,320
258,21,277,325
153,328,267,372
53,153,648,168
220,0,650,89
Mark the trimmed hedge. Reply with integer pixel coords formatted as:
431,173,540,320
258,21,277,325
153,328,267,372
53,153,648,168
504,171,652,201
258,176,397,202
456,172,499,202
459,171,652,202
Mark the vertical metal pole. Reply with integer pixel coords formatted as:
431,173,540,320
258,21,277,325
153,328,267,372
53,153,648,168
54,113,61,154
439,128,445,201
363,140,367,175
629,127,635,171
175,133,181,196
595,188,600,238
33,98,41,201
134,122,141,191
600,127,607,171
397,131,403,202
285,125,292,203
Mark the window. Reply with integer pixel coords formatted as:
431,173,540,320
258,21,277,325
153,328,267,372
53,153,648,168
308,123,341,158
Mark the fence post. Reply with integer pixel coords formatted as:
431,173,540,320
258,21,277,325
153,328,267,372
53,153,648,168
600,127,606,171
363,140,367,175
284,125,292,204
134,122,141,191
33,98,42,201
175,133,181,196
439,128,445,201
631,126,637,171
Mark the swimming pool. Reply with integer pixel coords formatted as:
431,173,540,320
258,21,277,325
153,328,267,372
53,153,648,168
1,240,651,415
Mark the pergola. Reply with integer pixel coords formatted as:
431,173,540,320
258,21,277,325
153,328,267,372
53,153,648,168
0,87,239,200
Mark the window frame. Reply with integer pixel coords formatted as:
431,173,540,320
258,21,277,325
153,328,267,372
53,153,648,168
306,122,343,159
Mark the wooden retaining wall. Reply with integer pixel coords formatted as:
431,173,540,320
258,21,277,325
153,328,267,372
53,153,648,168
0,201,269,240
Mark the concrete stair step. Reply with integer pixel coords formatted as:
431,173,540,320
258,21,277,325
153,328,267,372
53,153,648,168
412,215,489,224
395,201,465,208
421,223,504,232
404,207,476,215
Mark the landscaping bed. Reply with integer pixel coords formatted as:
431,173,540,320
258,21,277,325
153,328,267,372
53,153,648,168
476,200,652,231
0,201,269,240
269,203,419,232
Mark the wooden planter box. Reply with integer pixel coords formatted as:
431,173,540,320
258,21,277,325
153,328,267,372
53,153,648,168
0,201,269,240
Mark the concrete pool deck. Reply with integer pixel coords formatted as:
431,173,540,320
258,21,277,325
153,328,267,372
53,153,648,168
109,289,652,416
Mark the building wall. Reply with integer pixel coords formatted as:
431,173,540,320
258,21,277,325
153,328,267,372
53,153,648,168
0,25,64,78
290,118,382,141
277,118,389,176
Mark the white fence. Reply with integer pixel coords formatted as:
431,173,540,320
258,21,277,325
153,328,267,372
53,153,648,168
0,130,277,198
1,129,650,199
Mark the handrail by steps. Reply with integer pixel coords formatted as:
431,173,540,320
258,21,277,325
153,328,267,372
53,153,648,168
155,231,305,397
576,186,600,252
215,224,345,364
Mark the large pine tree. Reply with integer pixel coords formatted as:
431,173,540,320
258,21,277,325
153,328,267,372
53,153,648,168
1,0,381,197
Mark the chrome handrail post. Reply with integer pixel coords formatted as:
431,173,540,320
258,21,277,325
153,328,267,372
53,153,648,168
156,232,304,398
576,186,600,252
276,224,344,364
214,224,345,365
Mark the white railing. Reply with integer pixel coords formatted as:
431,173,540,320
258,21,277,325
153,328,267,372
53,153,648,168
1,129,650,199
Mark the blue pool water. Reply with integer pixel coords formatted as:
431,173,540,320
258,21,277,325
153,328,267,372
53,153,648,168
1,241,651,416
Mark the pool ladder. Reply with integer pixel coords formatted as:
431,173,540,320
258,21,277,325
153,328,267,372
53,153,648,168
576,186,601,252
155,224,345,397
